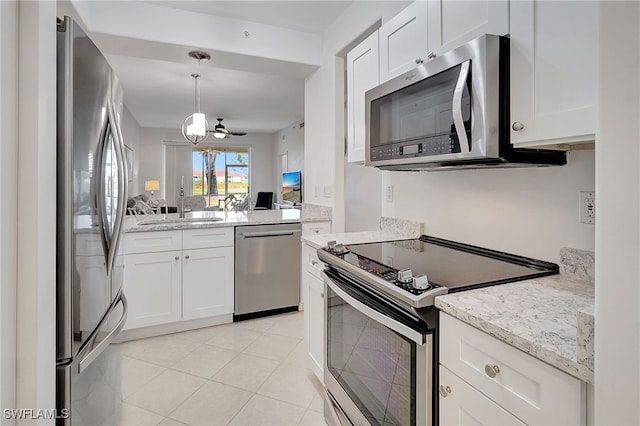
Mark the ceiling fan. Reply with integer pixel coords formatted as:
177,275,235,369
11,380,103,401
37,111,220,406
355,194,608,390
208,118,247,139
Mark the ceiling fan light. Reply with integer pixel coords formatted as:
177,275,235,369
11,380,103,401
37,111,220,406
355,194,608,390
213,131,226,139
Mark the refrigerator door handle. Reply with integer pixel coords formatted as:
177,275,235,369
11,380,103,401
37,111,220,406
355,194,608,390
77,289,128,374
95,116,111,271
105,97,127,275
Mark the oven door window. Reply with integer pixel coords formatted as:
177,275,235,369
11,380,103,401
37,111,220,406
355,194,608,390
327,285,416,426
369,62,471,159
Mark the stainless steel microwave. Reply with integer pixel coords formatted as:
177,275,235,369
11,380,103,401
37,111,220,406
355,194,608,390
365,34,566,170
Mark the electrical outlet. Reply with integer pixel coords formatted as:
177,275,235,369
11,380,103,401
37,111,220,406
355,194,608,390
580,191,595,224
323,185,332,197
386,185,394,202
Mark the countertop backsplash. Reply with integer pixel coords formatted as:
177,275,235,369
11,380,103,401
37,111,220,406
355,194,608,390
379,217,424,238
301,203,332,219
560,247,595,283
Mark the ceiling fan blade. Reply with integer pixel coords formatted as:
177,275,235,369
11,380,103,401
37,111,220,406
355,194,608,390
229,131,247,136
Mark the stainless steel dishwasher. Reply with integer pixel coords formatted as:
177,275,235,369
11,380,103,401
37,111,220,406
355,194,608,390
234,223,302,320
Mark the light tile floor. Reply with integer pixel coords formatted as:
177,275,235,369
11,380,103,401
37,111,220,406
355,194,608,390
117,311,327,426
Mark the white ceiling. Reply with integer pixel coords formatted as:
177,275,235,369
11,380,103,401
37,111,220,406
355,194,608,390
145,1,354,34
78,1,354,134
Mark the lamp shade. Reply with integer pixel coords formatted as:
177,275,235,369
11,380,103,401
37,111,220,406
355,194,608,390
145,180,160,192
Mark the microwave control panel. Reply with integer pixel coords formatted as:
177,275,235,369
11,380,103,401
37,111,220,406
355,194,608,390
370,134,460,162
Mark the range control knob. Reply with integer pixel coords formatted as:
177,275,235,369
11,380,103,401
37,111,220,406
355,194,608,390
333,243,347,254
413,274,430,290
397,269,413,283
344,252,359,266
327,240,337,250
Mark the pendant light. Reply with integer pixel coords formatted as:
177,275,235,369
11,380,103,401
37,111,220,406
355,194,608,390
182,51,211,144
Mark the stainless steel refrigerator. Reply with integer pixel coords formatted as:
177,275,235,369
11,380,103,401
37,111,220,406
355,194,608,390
56,16,128,425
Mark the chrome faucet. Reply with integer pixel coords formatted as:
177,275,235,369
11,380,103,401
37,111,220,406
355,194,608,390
179,176,185,218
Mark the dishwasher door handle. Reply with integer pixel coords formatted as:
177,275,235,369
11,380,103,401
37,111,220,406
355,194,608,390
241,230,301,239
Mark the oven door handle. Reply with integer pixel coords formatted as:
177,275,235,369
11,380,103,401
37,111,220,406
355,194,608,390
323,272,426,345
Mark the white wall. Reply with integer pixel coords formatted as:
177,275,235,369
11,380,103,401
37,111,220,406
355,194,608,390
0,0,18,420
16,0,57,419
136,127,277,206
304,1,410,231
381,150,595,263
273,120,304,203
595,2,640,423
121,104,142,195
345,162,382,232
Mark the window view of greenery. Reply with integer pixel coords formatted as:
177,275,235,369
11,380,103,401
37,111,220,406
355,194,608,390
192,147,249,208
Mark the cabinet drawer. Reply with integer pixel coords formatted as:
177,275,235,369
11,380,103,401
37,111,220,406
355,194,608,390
302,242,323,280
301,221,331,237
123,231,182,254
182,227,234,249
440,313,585,425
439,365,525,426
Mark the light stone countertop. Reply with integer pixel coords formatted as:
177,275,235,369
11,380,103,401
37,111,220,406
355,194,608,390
124,209,330,233
435,274,595,384
301,216,425,249
301,230,415,249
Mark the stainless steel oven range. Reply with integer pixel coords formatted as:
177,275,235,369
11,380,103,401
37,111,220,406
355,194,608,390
318,236,558,426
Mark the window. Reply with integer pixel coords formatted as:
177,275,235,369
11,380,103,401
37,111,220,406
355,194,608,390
192,147,249,207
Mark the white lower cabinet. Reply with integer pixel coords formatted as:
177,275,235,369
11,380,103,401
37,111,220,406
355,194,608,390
303,265,324,382
439,313,586,425
301,224,331,383
123,229,234,332
123,250,182,330
439,365,525,426
182,246,234,320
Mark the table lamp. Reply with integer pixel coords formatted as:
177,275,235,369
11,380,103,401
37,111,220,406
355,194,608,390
145,180,160,196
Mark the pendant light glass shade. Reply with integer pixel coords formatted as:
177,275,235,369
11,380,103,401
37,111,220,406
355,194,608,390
182,112,209,144
182,52,211,144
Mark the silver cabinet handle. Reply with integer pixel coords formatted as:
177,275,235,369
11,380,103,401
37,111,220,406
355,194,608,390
185,255,190,260
415,57,424,64
175,256,179,261
485,364,500,378
427,51,436,59
439,385,452,397
314,229,319,234
512,121,525,131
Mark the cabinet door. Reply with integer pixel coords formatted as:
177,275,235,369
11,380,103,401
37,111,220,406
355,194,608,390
182,247,234,320
378,1,429,83
303,267,325,383
510,0,598,147
427,0,509,55
439,365,526,426
347,31,379,163
123,250,182,330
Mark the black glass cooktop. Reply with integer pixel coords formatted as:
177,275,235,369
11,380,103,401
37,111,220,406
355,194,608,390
322,235,559,295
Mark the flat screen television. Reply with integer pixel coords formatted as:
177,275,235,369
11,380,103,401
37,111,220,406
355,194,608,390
282,171,302,204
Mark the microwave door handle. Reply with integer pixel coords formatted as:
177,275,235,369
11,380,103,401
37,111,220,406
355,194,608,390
452,60,471,154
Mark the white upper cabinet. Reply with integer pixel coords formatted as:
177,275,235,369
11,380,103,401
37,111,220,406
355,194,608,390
347,31,379,163
510,0,598,147
427,0,509,55
378,1,429,83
